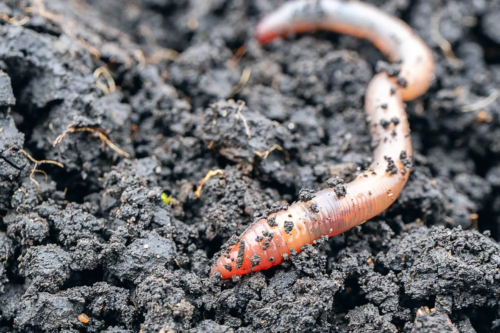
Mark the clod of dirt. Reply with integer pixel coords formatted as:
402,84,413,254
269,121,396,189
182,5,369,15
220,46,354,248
0,283,23,323
0,113,29,210
346,303,397,332
0,71,15,108
377,226,500,313
197,99,294,164
105,230,177,283
0,232,15,294
20,244,72,293
408,311,456,333
14,292,83,332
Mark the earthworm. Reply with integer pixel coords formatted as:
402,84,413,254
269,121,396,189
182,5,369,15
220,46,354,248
211,0,434,279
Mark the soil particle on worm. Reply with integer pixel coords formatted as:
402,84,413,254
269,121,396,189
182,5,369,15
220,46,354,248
385,156,398,175
235,240,246,269
310,203,320,213
267,216,278,227
249,253,261,267
298,188,316,202
400,150,412,175
334,185,347,198
1,0,500,331
380,118,391,129
326,176,345,188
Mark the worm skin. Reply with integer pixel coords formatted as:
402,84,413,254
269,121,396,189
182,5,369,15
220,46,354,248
211,0,434,279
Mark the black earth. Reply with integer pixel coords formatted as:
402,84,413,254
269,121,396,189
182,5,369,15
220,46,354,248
1,0,500,332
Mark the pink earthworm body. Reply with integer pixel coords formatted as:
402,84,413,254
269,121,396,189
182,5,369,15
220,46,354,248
211,0,434,279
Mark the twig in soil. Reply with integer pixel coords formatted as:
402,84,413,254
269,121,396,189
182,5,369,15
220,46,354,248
235,101,251,138
12,148,64,190
53,127,130,158
230,67,251,97
0,13,30,26
461,89,499,112
93,67,116,94
430,12,461,67
255,144,290,162
195,169,225,199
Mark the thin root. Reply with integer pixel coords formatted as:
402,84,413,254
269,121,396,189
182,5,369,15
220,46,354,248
461,89,499,112
134,49,147,71
147,48,179,64
14,149,64,191
33,169,49,182
139,25,178,63
19,149,64,169
25,6,59,21
430,12,461,67
78,38,101,60
230,67,252,97
53,127,130,158
25,2,101,60
228,45,247,67
255,144,290,162
195,169,225,199
93,67,116,94
0,13,30,26
235,101,251,138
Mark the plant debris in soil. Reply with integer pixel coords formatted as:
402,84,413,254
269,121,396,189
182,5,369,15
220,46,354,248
1,0,500,332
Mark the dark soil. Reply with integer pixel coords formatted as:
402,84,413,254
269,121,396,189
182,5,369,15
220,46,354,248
1,0,500,332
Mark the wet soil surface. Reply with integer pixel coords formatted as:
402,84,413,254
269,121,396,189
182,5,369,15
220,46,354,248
1,0,500,332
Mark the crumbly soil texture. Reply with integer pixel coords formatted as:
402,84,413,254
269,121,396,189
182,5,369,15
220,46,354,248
1,0,500,332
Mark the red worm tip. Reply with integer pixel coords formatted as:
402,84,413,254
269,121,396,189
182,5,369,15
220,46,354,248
255,23,278,44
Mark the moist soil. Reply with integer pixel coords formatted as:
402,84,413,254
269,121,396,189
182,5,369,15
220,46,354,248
1,0,500,332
